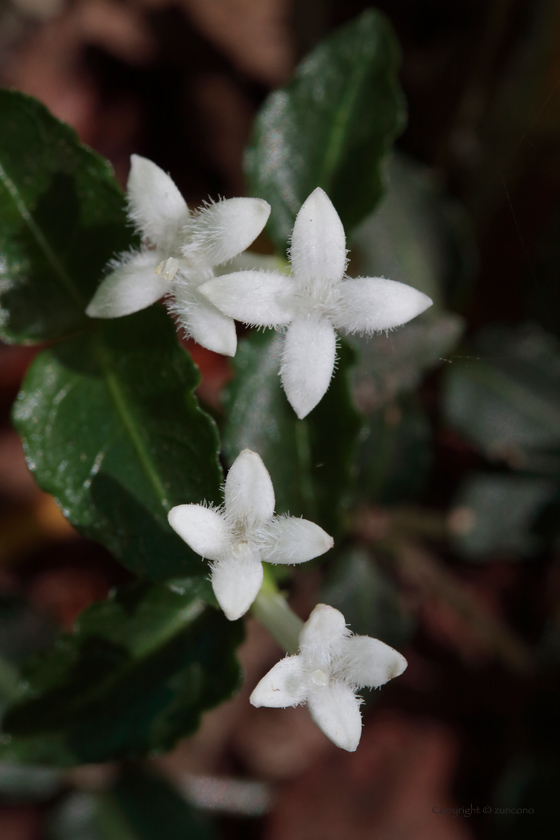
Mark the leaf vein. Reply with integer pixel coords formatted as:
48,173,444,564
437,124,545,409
93,336,171,511
0,162,84,307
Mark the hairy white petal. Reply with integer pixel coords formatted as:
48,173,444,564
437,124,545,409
281,315,337,419
127,155,189,249
167,504,229,562
337,636,408,689
250,656,308,708
224,449,275,524
211,545,263,620
168,276,237,355
199,271,296,328
260,517,333,564
86,251,165,318
187,198,270,267
290,188,347,293
299,604,349,669
307,682,363,752
333,277,433,334
180,300,237,356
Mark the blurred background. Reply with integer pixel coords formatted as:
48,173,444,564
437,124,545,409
1,0,560,838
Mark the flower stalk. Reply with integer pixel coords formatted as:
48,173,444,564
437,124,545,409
251,565,303,655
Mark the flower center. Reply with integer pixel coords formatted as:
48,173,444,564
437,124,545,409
294,284,340,317
231,541,252,563
155,257,180,282
310,668,329,687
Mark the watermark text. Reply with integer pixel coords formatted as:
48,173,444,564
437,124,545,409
432,805,534,818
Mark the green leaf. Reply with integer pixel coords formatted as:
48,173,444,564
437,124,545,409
0,89,135,344
222,329,362,536
356,395,432,504
351,310,464,414
443,324,560,475
450,473,556,560
245,9,405,253
0,578,243,766
0,595,56,709
320,547,413,648
13,308,222,579
351,153,476,310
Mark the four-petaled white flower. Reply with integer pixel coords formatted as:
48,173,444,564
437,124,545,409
199,187,433,417
86,155,270,357
167,449,333,621
250,603,407,751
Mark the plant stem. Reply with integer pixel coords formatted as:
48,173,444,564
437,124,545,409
252,565,303,655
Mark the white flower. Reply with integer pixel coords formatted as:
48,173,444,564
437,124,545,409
250,603,407,751
199,187,433,416
167,449,333,621
86,155,270,356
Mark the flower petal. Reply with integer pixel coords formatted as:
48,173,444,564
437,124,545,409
250,655,308,708
299,604,349,668
85,251,165,318
170,282,237,356
281,315,337,418
333,277,433,334
224,449,275,524
307,682,362,751
127,155,189,249
337,636,408,688
211,546,263,620
290,188,346,293
260,517,333,564
186,198,270,267
167,504,229,562
299,604,350,675
199,271,296,328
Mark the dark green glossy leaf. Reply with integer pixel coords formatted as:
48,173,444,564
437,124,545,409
0,89,135,344
13,308,222,579
443,324,560,475
356,395,432,504
0,578,243,766
450,472,556,560
321,547,413,648
222,329,362,536
245,9,405,253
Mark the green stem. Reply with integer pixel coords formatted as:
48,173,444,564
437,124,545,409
252,566,303,655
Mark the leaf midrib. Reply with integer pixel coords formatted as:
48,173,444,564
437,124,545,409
315,44,371,192
0,162,84,308
93,334,170,511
